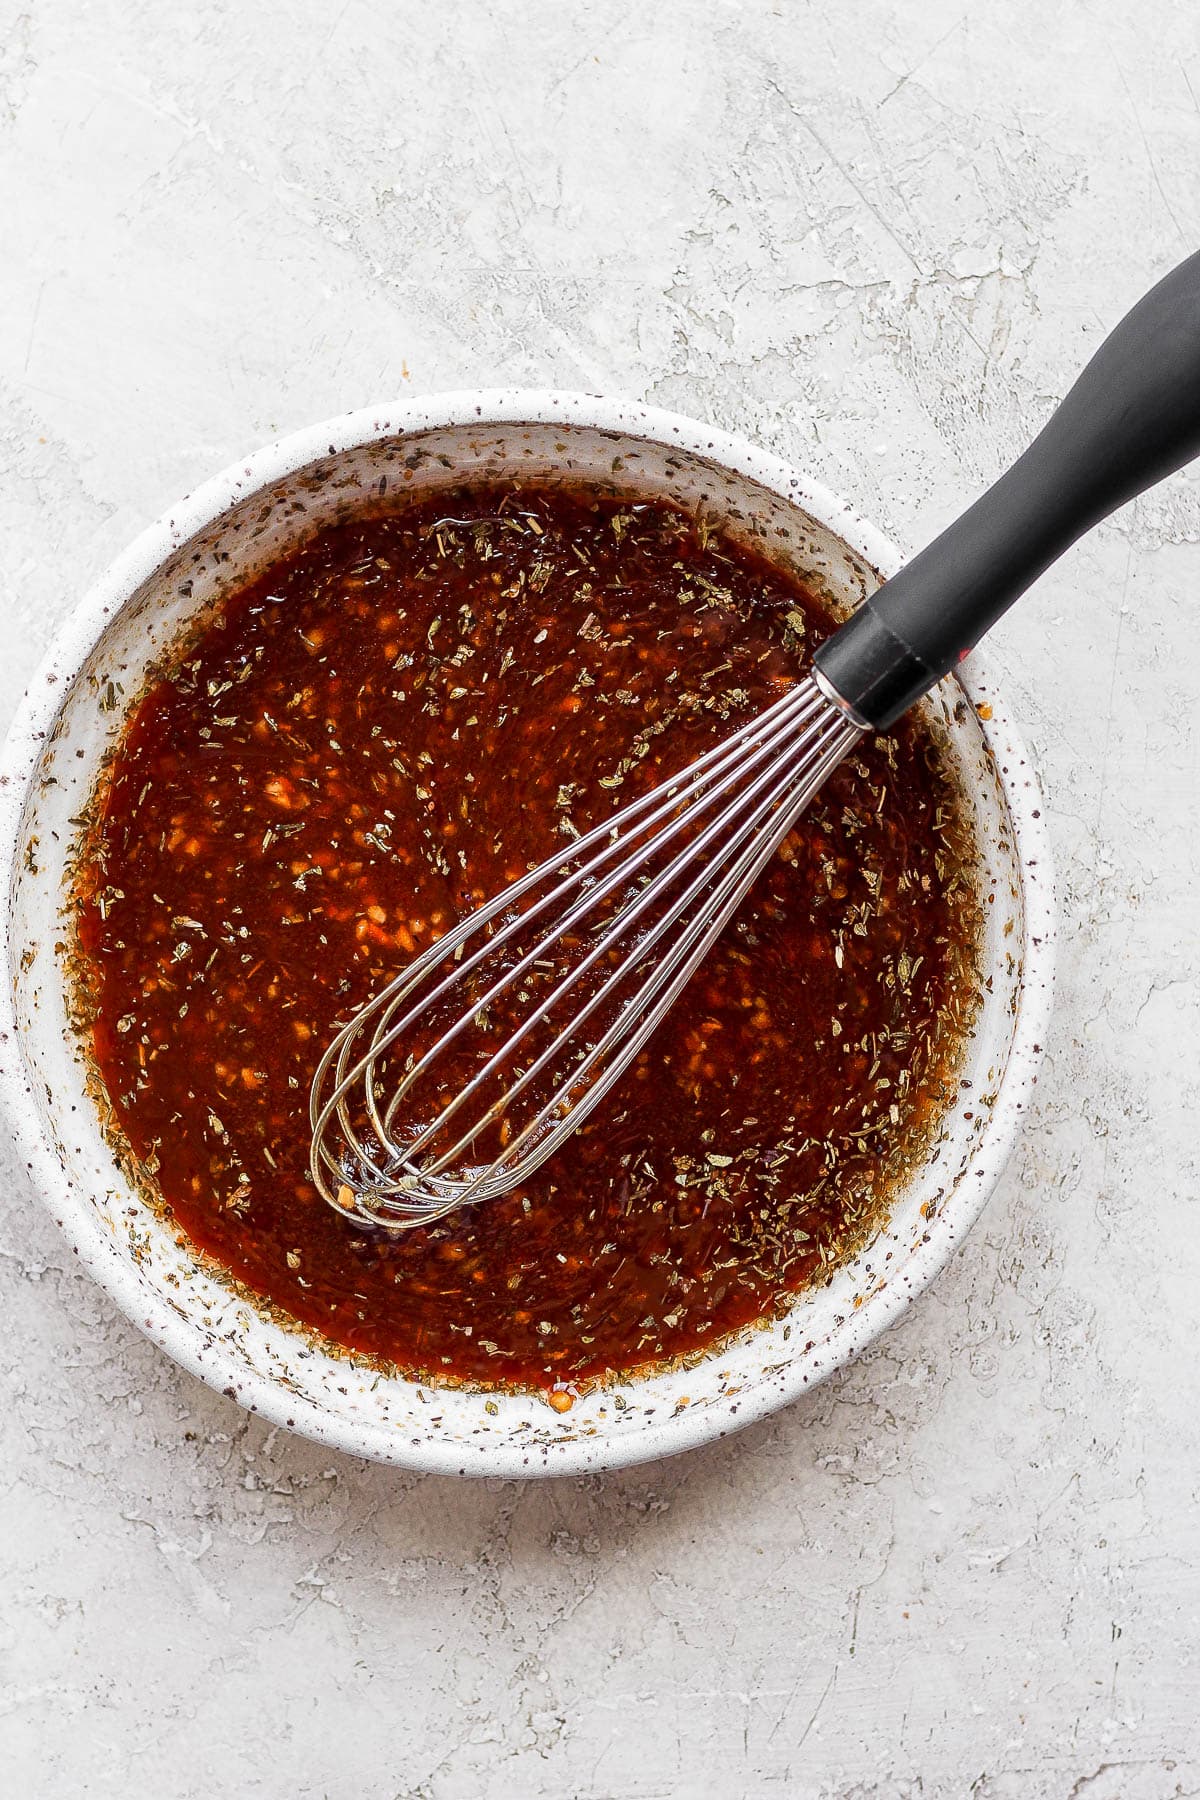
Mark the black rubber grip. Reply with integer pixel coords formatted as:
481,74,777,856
815,249,1200,729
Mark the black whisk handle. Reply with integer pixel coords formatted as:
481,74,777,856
815,248,1200,730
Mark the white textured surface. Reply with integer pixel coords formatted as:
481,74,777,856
1,2,1197,1794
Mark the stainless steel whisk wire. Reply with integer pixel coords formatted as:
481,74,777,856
310,676,861,1228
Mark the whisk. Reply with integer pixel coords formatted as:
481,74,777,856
311,251,1200,1230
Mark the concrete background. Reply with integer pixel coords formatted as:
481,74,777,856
1,2,1198,1794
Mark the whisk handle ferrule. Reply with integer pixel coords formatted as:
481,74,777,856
815,248,1200,729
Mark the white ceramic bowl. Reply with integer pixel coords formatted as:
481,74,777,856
0,393,1054,1477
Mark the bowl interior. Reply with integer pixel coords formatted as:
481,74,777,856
3,413,1033,1474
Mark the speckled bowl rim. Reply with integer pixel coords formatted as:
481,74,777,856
0,391,1055,1476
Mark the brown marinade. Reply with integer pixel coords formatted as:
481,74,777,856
72,487,981,1397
